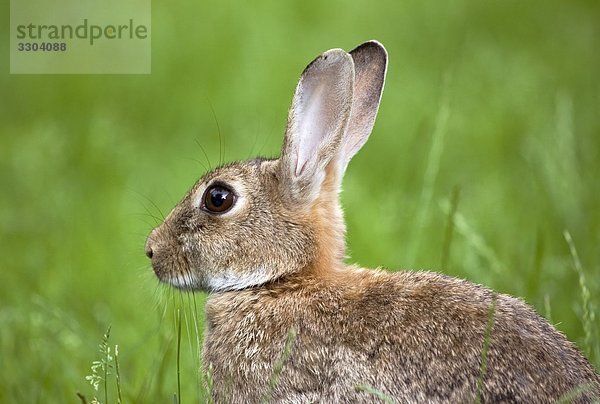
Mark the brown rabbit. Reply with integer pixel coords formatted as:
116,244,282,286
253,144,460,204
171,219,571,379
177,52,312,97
145,41,600,402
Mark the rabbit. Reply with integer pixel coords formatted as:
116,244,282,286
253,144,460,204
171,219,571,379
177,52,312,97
145,41,600,403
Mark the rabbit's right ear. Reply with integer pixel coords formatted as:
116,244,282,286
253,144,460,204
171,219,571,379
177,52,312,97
279,49,355,206
340,41,388,171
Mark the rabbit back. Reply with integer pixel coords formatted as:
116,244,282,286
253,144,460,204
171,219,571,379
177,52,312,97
203,269,600,402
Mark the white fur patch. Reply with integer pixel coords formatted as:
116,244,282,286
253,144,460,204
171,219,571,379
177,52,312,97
168,273,200,290
205,268,272,293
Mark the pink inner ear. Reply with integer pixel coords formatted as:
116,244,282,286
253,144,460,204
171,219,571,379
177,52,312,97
295,84,327,176
282,48,354,190
295,159,308,177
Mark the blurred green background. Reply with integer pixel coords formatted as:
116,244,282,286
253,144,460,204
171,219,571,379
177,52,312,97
1,0,599,402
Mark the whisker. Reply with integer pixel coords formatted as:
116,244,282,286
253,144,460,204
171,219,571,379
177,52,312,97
194,138,212,172
134,191,167,221
256,127,275,157
247,119,261,159
206,100,224,166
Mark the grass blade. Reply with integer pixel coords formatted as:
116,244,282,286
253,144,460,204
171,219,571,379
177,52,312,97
474,293,497,404
260,328,297,403
564,230,596,362
355,384,395,403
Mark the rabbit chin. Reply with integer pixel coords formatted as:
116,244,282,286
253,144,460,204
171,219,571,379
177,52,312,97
203,267,273,293
163,267,273,293
165,272,202,291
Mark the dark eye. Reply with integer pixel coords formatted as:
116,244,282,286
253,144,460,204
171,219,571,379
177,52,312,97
202,184,235,213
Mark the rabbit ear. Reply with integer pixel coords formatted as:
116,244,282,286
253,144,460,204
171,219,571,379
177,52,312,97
340,41,388,170
280,48,355,204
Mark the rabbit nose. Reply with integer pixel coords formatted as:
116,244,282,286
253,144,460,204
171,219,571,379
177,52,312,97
145,244,154,259
145,229,158,259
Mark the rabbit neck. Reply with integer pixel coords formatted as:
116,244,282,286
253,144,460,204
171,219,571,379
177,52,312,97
306,162,348,278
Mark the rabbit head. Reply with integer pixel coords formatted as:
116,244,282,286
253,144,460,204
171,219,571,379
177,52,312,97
145,41,387,292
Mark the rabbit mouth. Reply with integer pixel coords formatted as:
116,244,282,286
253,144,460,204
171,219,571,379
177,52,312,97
150,250,201,291
154,265,201,291
164,272,201,291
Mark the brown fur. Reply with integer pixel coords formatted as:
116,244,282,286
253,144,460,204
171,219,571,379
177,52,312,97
204,270,600,402
146,41,600,402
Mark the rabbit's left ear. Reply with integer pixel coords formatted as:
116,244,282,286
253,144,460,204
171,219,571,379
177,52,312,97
280,49,355,205
340,41,388,171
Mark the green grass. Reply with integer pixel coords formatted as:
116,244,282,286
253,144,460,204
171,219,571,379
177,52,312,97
474,293,497,404
1,0,599,402
261,328,297,404
355,384,395,403
82,325,123,404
